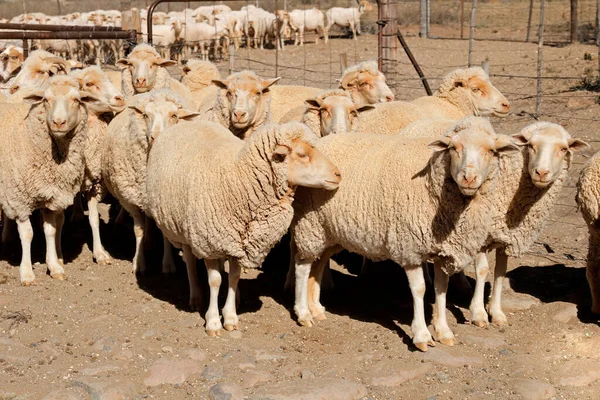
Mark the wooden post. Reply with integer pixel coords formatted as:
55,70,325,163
536,0,546,116
426,0,430,38
468,0,477,67
419,0,427,37
56,0,62,15
526,0,534,42
461,0,465,39
381,0,398,91
339,53,348,72
122,9,141,54
571,0,578,43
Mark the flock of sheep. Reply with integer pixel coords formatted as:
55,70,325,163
1,35,600,353
1,2,371,64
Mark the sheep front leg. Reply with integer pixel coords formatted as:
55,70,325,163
183,245,202,311
294,256,314,327
130,208,146,274
17,218,35,286
405,264,434,352
42,209,66,280
204,259,223,336
55,210,64,265
351,22,357,40
162,237,176,274
488,248,508,325
432,259,455,346
308,257,329,321
223,258,241,331
469,252,490,327
87,193,111,265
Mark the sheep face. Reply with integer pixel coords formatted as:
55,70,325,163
512,123,589,188
273,131,341,190
116,51,177,93
10,53,70,95
0,46,24,82
129,100,200,145
349,71,395,104
457,74,510,117
73,67,125,113
306,95,374,136
430,130,518,196
213,74,281,129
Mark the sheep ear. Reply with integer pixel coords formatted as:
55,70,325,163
212,79,229,89
568,138,591,152
23,92,45,104
261,77,281,91
182,65,191,74
116,58,130,69
454,79,467,88
128,104,145,114
494,134,520,154
157,59,177,67
178,109,201,120
356,104,375,113
305,99,321,110
272,145,289,162
428,137,452,152
511,132,531,146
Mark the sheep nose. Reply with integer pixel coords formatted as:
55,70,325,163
114,95,125,106
233,110,247,120
52,119,66,128
535,168,550,180
501,101,510,110
135,77,147,87
462,172,477,185
9,85,19,94
385,94,395,102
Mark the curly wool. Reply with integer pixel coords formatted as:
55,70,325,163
270,85,322,123
181,59,221,92
146,121,314,270
0,81,88,220
292,130,500,275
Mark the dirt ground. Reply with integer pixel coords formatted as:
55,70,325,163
2,34,600,400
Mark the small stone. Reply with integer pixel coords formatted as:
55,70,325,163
42,388,87,400
208,383,244,400
185,348,206,361
71,378,139,400
513,378,556,400
228,330,243,339
255,350,286,362
422,348,485,367
502,294,540,312
243,370,274,388
91,337,118,353
300,369,315,379
238,362,256,370
142,329,156,339
143,358,203,387
368,361,431,387
113,349,134,361
162,346,174,354
80,364,121,376
437,372,448,383
553,304,578,323
252,378,368,399
555,359,600,386
201,365,225,381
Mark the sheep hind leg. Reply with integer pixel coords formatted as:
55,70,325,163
130,208,146,274
223,258,241,331
469,252,490,327
55,210,64,266
308,249,336,321
488,248,508,325
587,225,600,314
42,209,66,281
284,237,297,291
204,258,223,336
294,257,315,327
432,259,455,346
17,218,35,286
87,193,112,265
183,245,202,311
405,264,434,352
162,237,177,274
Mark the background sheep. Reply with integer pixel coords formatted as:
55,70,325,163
339,60,395,104
7,50,70,100
101,89,199,274
146,121,341,336
290,117,518,351
0,46,24,94
0,75,97,285
289,8,328,46
326,0,371,40
208,70,280,139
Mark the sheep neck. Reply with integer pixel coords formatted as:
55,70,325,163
435,87,477,118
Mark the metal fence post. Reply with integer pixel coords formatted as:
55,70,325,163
536,0,546,116
468,0,477,67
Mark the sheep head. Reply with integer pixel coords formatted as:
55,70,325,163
212,71,280,131
0,46,24,82
305,89,374,136
512,122,589,188
339,60,394,104
23,75,97,139
70,66,126,114
9,50,70,95
116,44,176,94
429,117,519,197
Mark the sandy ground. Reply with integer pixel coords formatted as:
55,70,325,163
1,34,600,400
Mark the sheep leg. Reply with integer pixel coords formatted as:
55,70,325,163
405,264,434,352
130,208,146,274
488,248,508,325
351,23,357,40
321,259,335,290
300,29,304,46
162,237,177,274
294,257,314,327
42,209,66,281
204,258,223,336
114,206,129,225
223,258,241,331
87,193,111,265
356,20,362,35
324,27,329,44
17,218,35,286
469,252,490,327
308,255,333,321
432,259,455,346
55,210,64,265
183,245,202,311
586,225,600,313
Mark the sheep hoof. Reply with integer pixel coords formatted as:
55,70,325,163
224,323,238,331
206,329,221,337
439,337,455,347
298,318,314,328
471,319,489,328
491,317,508,326
414,342,429,352
313,313,327,321
21,279,36,287
50,273,67,281
96,256,112,266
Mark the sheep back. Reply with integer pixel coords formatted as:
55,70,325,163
578,151,600,226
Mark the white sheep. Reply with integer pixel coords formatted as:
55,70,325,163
339,60,395,104
290,117,519,351
0,46,24,94
70,66,126,266
355,67,510,134
326,1,371,40
577,149,600,314
101,89,199,274
289,8,328,45
181,59,221,113
8,50,71,100
208,70,280,139
0,75,97,285
145,121,341,335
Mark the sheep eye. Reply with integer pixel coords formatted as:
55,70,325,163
170,114,177,120
297,153,308,159
471,87,480,93
86,82,95,88
560,147,568,152
37,70,45,75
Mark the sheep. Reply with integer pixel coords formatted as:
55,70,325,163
101,89,200,274
180,59,221,113
150,18,184,61
0,75,98,285
326,0,371,40
208,70,280,139
0,46,24,87
116,43,176,97
281,89,374,137
289,8,328,46
290,117,519,351
70,66,126,265
577,150,600,314
269,85,322,123
339,60,395,104
456,122,589,332
274,10,291,50
355,67,510,135
145,121,341,335
8,50,71,99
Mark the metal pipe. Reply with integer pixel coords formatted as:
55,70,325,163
0,31,137,40
0,23,123,32
396,28,432,95
377,0,383,71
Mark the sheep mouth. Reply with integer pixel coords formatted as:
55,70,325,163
232,120,250,128
323,180,341,190
493,109,510,117
110,103,126,112
458,185,479,196
531,178,552,188
134,85,150,93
